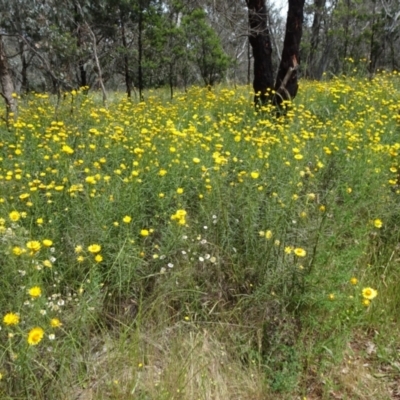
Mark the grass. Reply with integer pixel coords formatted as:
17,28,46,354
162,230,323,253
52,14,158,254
1,71,400,399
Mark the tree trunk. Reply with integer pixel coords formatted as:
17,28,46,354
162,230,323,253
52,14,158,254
74,5,87,88
120,7,132,98
0,36,17,120
138,0,144,101
246,0,305,109
274,0,305,106
246,0,274,105
306,0,326,79
86,23,107,105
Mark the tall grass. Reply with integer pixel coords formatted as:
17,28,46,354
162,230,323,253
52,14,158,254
1,72,400,399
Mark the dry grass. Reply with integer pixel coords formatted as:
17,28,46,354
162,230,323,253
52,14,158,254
71,322,270,400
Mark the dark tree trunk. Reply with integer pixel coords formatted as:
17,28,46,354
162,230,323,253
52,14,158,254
341,0,351,72
246,0,305,109
120,7,132,98
306,0,326,79
368,0,383,76
138,0,144,101
0,36,17,121
274,0,305,106
169,63,174,99
77,47,87,88
246,0,274,105
75,5,87,88
247,38,251,86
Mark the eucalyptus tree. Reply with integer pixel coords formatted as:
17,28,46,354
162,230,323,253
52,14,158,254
246,0,305,107
304,0,326,79
0,36,16,120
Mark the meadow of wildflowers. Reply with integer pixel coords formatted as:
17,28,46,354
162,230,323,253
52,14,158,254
1,72,400,398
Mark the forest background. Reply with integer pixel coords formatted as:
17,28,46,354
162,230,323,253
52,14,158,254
1,0,399,99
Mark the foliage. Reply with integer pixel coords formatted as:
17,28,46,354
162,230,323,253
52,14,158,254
0,73,399,398
182,9,231,86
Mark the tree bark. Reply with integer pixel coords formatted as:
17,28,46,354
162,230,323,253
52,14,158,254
246,0,274,105
86,23,107,105
120,6,132,98
74,4,87,89
274,0,305,106
306,0,326,79
138,0,144,101
0,36,17,120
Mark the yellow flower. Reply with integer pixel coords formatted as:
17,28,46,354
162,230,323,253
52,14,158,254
123,216,132,223
9,211,21,222
26,241,41,253
362,287,378,300
373,219,383,228
284,246,293,254
171,209,187,225
328,293,335,300
75,245,83,253
176,187,184,194
294,248,307,257
362,299,371,307
350,277,358,285
88,244,101,253
251,171,259,179
28,286,42,298
193,157,200,163
94,254,103,263
3,312,20,326
27,327,44,345
307,193,316,201
42,239,53,247
140,229,150,237
50,318,62,328
265,230,273,240
62,145,74,154
12,246,23,256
